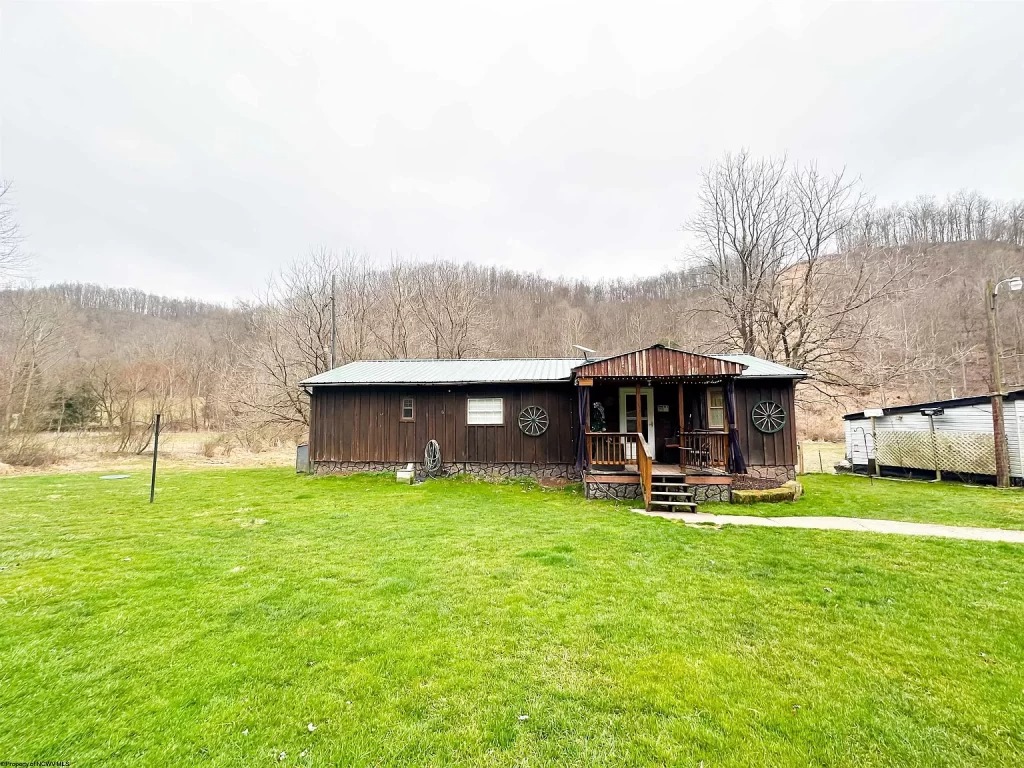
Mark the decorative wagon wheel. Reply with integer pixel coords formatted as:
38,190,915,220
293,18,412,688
518,406,549,436
424,439,442,476
751,400,787,434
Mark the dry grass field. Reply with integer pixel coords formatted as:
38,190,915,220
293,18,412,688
799,440,846,473
0,430,297,477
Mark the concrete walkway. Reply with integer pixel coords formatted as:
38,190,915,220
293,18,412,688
635,509,1024,544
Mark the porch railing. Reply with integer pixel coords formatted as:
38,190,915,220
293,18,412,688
585,432,640,467
585,431,653,508
586,429,731,473
637,433,654,510
680,430,730,470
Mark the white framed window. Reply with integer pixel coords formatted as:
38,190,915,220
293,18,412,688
400,397,415,422
467,397,504,426
707,388,726,430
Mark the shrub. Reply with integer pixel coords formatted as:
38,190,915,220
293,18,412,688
0,433,59,467
201,433,234,458
233,424,297,453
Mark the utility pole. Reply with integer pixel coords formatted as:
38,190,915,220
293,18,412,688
985,279,1011,487
329,273,337,370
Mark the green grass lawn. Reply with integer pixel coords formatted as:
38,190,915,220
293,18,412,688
713,474,1024,530
2,469,1023,767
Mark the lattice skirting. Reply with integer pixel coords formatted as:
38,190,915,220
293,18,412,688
875,431,996,475
313,460,580,482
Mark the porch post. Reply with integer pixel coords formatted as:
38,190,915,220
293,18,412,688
724,377,746,474
577,378,593,471
678,383,685,472
726,389,736,473
635,382,642,435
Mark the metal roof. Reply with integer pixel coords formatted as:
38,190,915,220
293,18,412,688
301,349,807,387
301,358,580,386
844,388,1024,420
710,354,807,379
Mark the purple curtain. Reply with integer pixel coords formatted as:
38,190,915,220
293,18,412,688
575,386,590,473
725,379,746,474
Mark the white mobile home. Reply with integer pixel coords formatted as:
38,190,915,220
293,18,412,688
844,390,1024,484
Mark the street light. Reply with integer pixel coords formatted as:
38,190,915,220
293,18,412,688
985,276,1022,487
996,276,1024,295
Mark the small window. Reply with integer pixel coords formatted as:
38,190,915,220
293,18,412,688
467,397,503,425
707,388,726,430
401,397,415,421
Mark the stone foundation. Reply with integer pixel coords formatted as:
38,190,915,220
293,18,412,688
313,461,406,475
739,465,797,486
431,462,579,482
690,483,731,503
313,460,579,483
584,481,644,501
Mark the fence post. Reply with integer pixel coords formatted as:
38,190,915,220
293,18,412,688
150,413,161,503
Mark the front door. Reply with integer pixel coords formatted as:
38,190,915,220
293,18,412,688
619,387,655,460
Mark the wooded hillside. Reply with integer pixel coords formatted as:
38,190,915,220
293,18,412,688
1,160,1023,464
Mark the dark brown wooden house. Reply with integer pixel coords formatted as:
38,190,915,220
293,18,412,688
301,344,806,508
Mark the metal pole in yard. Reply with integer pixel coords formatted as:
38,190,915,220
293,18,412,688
818,451,823,473
870,416,881,477
928,413,941,482
330,274,337,370
150,413,161,503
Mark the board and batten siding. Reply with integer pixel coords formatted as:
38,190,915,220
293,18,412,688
309,384,578,465
733,381,798,467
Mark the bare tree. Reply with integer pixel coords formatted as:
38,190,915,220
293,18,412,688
409,260,490,358
334,253,376,362
232,247,337,428
0,181,29,283
370,258,412,358
686,151,794,354
687,153,922,401
0,291,68,433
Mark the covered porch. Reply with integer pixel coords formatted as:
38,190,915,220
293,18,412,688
574,346,748,510
576,346,747,475
582,381,733,475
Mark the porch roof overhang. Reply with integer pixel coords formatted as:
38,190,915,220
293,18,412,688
572,344,746,382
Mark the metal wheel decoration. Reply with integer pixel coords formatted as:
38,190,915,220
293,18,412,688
751,400,787,434
424,439,442,476
518,406,549,436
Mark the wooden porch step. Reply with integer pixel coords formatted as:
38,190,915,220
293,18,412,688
649,500,697,509
651,490,692,498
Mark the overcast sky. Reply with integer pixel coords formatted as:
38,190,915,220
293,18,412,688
1,1,1022,303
